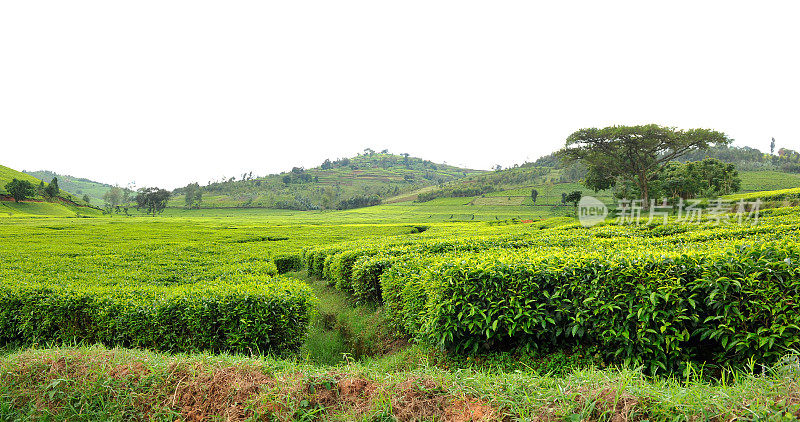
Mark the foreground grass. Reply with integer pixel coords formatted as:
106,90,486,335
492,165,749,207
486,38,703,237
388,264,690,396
298,272,400,367
1,345,799,421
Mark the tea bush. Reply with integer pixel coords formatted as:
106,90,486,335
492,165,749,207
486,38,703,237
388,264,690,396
274,254,304,274
0,277,315,354
306,207,800,372
380,241,800,373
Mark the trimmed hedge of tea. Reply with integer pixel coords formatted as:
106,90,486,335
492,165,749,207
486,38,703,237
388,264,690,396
351,254,399,303
274,254,304,274
300,207,800,371
302,232,562,300
0,277,315,355
382,242,800,373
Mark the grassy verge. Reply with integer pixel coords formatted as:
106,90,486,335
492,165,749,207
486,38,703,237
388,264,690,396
1,345,799,421
297,272,403,367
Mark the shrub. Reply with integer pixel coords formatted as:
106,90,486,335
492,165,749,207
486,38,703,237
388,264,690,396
399,243,800,373
351,254,398,303
0,277,315,355
381,255,436,334
274,254,303,274
331,249,377,294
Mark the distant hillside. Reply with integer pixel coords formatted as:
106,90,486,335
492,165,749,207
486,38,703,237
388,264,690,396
170,152,483,210
404,145,800,208
1,164,101,217
675,144,800,172
24,170,113,206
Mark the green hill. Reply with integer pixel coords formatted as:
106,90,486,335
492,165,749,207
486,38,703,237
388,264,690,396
170,152,483,210
24,170,114,206
0,164,42,195
395,153,800,212
0,164,101,217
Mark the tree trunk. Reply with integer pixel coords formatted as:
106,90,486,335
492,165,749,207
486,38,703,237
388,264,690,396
638,172,650,211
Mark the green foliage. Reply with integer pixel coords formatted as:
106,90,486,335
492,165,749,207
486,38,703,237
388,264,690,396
337,194,381,210
274,254,304,274
135,187,171,216
24,169,114,204
102,186,122,210
171,153,482,210
0,277,314,354
726,187,800,204
351,254,396,303
181,182,203,209
564,190,582,206
3,178,36,202
560,124,731,204
416,185,496,202
0,165,44,196
309,205,800,373
43,177,59,198
657,158,741,199
414,243,800,374
0,219,417,353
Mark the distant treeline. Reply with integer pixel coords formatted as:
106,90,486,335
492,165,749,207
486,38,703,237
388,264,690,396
416,186,496,202
337,194,382,210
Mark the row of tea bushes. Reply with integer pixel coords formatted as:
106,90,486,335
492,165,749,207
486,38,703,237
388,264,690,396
0,277,314,355
303,208,800,371
380,242,800,373
303,217,799,307
274,254,303,274
301,231,580,294
310,208,800,302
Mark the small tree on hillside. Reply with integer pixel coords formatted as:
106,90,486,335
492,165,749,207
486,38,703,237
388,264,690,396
401,153,411,168
4,179,36,203
531,189,539,204
564,191,582,207
103,186,122,212
82,194,91,204
43,177,59,199
183,182,202,209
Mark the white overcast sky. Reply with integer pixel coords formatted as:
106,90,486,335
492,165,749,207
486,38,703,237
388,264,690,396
1,1,799,189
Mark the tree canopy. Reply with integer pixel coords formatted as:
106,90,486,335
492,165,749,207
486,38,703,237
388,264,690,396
103,186,122,210
4,179,36,203
43,177,59,198
135,187,171,216
558,124,731,206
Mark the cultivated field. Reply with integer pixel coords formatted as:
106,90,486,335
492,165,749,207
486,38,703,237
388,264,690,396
2,194,800,419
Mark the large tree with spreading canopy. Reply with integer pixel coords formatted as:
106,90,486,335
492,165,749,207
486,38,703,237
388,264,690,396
558,124,731,207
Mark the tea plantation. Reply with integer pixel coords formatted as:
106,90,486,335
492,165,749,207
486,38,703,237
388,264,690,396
2,199,800,419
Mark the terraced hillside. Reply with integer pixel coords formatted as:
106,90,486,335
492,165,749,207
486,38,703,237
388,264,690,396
168,153,483,210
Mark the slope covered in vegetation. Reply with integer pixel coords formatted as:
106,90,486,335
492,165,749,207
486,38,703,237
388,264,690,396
169,152,483,210
0,164,101,217
24,170,114,206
